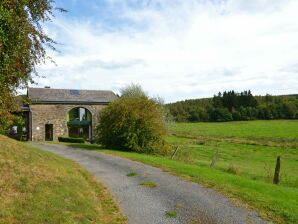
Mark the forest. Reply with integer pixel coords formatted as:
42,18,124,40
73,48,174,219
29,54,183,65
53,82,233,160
166,90,298,122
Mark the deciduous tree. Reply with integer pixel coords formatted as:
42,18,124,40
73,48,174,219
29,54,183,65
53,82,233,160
0,0,62,132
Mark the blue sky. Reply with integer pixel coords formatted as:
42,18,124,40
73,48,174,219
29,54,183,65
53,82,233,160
34,0,298,102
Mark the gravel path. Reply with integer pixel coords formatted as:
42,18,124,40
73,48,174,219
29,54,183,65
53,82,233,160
31,143,267,224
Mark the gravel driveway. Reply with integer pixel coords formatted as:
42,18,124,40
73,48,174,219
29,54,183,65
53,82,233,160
31,143,267,224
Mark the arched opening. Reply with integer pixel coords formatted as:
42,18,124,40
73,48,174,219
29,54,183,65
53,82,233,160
67,107,92,139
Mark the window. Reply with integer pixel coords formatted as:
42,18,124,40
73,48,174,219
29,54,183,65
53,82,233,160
70,89,80,96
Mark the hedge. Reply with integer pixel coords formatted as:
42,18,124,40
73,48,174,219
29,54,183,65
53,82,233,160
58,137,85,143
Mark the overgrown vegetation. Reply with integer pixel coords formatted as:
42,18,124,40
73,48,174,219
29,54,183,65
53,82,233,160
96,85,169,154
0,135,126,223
0,0,61,132
167,90,298,122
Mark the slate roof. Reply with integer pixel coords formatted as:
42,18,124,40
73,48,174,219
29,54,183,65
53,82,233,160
28,87,118,104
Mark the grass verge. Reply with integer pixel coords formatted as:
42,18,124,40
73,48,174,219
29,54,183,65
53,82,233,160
62,142,298,224
0,136,127,224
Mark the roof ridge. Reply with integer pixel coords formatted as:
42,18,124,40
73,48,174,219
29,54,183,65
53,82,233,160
28,87,114,92
28,87,118,104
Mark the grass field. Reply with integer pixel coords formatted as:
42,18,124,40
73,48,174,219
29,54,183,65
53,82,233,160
167,120,298,188
170,120,298,140
62,120,298,224
0,135,126,224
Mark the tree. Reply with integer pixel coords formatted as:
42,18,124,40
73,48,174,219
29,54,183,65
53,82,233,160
282,102,297,119
208,108,233,122
166,91,297,122
0,0,62,132
120,83,147,98
96,86,169,154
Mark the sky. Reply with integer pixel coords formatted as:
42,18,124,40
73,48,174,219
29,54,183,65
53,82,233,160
33,0,298,102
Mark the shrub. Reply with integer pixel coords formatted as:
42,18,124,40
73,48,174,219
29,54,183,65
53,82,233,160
58,137,85,143
226,164,240,175
95,95,169,154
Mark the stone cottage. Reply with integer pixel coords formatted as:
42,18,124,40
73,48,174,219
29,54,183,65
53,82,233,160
22,87,117,141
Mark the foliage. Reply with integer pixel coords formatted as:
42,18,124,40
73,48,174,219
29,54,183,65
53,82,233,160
0,111,23,135
6,115,25,140
120,83,148,98
0,0,60,132
167,90,298,122
96,95,168,154
58,136,85,143
208,107,232,122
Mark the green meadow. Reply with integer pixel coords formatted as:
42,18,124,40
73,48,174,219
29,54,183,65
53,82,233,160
168,120,298,188
169,120,298,140
65,120,298,223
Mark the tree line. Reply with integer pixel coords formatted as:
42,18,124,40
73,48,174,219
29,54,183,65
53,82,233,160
166,90,298,122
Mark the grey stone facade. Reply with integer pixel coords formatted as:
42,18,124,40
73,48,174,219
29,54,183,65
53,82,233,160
25,87,117,141
31,104,106,141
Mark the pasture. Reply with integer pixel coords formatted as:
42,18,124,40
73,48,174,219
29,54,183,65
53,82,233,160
170,120,298,139
168,120,298,188
57,120,298,223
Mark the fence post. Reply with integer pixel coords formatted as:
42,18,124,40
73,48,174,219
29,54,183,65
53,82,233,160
171,146,179,159
210,149,219,168
273,156,281,185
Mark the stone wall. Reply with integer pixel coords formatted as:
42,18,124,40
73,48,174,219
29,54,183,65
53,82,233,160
30,104,106,141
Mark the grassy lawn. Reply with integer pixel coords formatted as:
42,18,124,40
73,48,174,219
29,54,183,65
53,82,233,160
61,120,298,224
166,136,298,188
169,120,298,140
167,120,298,188
0,135,126,224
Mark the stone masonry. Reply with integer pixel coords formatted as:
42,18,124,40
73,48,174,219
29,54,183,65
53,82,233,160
31,104,106,141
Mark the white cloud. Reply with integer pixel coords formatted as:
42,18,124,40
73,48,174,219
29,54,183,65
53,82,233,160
34,0,298,102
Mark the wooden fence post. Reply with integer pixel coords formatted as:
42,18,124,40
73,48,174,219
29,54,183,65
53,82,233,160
273,156,281,185
210,149,219,168
171,146,179,159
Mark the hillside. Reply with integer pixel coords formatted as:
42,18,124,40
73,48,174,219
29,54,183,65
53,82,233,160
166,91,298,122
0,135,126,224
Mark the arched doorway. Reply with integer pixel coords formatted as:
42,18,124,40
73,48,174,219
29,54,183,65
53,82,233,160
67,107,92,139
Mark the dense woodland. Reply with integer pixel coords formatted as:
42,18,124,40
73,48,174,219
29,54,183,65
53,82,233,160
166,91,298,122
